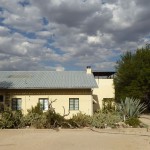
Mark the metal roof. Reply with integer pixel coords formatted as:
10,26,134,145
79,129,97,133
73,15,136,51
0,71,98,89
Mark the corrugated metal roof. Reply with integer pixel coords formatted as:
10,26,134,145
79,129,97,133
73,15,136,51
0,71,98,89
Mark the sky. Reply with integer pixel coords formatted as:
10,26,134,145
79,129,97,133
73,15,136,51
0,0,150,71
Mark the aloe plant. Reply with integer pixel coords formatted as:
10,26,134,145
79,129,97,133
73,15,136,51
118,97,147,121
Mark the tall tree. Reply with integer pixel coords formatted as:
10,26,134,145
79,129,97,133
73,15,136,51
114,45,150,110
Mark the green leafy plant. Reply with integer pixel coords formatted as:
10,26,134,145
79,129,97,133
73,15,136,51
125,117,141,128
22,103,47,128
118,97,147,121
71,112,91,127
0,103,4,113
27,102,43,115
91,111,121,128
102,98,116,112
0,110,23,129
22,112,47,128
44,110,64,128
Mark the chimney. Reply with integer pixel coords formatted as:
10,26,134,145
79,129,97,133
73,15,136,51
86,66,92,74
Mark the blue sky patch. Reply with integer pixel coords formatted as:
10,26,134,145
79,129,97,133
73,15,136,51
42,17,49,25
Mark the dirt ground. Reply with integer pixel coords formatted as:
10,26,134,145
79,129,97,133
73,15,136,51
140,114,150,128
0,128,150,150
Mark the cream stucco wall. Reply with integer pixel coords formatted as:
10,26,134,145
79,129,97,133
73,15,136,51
0,89,93,118
93,79,115,111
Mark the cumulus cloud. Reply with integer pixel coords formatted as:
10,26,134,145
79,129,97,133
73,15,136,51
0,0,149,71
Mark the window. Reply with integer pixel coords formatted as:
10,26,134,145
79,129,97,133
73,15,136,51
0,95,4,112
12,98,22,110
0,95,3,102
39,98,49,111
69,98,79,110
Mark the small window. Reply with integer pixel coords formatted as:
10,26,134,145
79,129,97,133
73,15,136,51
12,98,22,110
0,95,4,102
39,98,49,111
69,98,79,110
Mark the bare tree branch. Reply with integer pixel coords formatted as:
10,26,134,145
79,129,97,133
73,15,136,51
62,106,70,117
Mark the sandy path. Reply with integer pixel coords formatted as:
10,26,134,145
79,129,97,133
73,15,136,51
0,129,150,150
140,114,150,128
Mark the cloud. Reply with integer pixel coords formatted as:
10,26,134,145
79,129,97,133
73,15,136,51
0,26,10,36
0,0,150,71
31,0,101,28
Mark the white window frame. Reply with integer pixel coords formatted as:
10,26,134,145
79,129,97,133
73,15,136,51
39,98,49,111
69,98,79,110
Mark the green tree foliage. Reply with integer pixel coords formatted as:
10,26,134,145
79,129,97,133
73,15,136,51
114,45,150,109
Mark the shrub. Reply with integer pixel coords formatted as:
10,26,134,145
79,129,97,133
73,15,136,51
23,103,47,128
27,102,43,115
0,110,23,129
0,103,4,113
23,103,65,129
125,117,141,128
117,97,147,121
91,111,122,128
102,98,116,112
22,112,47,129
64,119,80,128
44,110,64,128
71,112,91,127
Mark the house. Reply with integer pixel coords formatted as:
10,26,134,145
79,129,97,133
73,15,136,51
0,67,97,117
92,71,115,112
0,67,115,117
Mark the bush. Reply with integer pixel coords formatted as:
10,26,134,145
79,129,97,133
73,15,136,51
117,97,147,121
44,110,64,128
20,103,65,129
27,103,43,115
91,111,122,128
0,103,4,113
22,112,47,129
71,112,91,127
102,98,116,112
20,103,47,128
125,117,141,128
0,110,23,129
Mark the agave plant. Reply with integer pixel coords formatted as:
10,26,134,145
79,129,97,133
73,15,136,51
117,97,147,121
